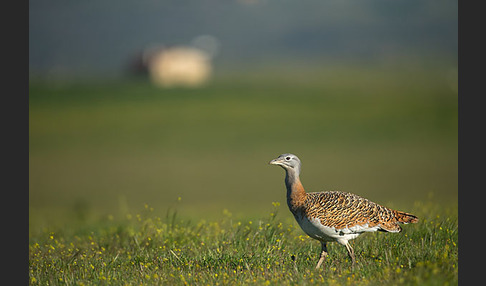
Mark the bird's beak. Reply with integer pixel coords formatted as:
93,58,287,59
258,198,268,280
269,158,283,165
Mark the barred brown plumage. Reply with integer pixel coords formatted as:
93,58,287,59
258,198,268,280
269,153,418,269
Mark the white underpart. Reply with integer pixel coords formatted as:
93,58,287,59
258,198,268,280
297,215,381,245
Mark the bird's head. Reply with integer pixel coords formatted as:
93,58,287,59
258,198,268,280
269,153,302,174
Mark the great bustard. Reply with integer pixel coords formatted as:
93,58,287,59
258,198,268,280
269,153,418,269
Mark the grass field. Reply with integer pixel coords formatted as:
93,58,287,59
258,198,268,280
29,64,457,284
29,201,457,285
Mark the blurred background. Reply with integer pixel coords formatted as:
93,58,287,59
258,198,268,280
29,0,458,229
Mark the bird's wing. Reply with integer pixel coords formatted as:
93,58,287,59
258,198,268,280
305,191,402,232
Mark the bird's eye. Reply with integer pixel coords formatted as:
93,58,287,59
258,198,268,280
285,156,291,161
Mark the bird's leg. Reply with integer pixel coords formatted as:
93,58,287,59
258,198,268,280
344,241,356,267
315,242,328,269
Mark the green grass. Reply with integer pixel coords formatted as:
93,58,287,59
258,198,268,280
29,201,457,285
29,64,457,284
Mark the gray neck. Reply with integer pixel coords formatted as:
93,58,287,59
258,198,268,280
284,167,299,192
284,166,303,195
283,166,306,212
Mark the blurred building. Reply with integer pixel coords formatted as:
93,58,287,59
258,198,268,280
148,46,212,88
127,35,220,88
129,45,212,88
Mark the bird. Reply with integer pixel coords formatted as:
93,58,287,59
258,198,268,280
269,153,418,269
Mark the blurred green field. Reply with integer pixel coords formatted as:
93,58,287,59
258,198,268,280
29,64,458,232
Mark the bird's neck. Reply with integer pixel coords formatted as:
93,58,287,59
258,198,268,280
285,169,307,212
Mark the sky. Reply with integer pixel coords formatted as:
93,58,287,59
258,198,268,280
29,0,458,79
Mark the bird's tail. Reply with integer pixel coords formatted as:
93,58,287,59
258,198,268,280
394,210,419,224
